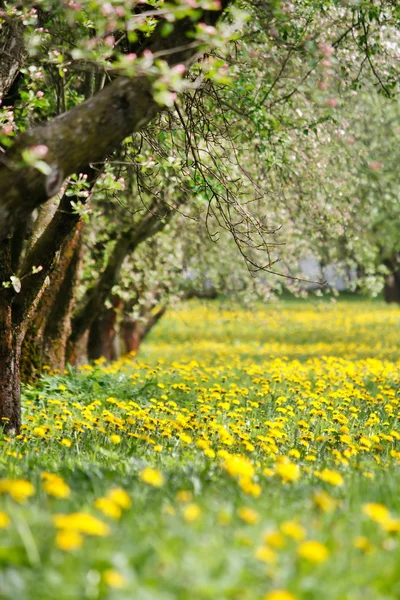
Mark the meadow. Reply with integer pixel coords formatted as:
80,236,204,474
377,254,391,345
1,299,400,600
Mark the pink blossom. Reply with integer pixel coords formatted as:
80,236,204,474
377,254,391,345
325,98,338,107
29,145,49,158
104,35,115,48
369,161,383,171
101,2,114,15
172,64,186,75
318,42,334,58
36,90,44,98
2,125,14,135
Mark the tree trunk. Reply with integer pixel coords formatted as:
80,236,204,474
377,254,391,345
122,305,166,355
41,228,83,371
0,2,231,240
0,16,26,102
384,271,400,304
0,239,21,433
87,295,123,362
20,224,83,379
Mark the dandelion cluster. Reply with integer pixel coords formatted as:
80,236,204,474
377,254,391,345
0,300,399,599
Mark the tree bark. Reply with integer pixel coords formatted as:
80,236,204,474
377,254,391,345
87,295,123,362
123,305,166,355
0,239,21,432
41,228,83,371
384,271,400,304
0,15,26,102
0,3,231,240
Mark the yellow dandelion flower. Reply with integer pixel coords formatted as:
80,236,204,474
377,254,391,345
94,497,122,519
110,434,121,444
182,503,201,522
53,513,110,536
280,520,306,541
276,462,300,483
353,536,374,553
238,507,260,525
255,545,278,564
263,530,286,549
0,511,10,529
107,488,131,509
0,479,35,503
41,473,71,499
56,529,83,551
61,439,72,447
223,454,255,480
32,426,46,438
176,490,193,503
103,569,126,589
264,591,297,600
316,469,344,487
140,467,164,488
297,540,329,563
362,503,390,524
313,490,337,513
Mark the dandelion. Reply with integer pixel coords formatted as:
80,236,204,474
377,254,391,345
95,497,122,519
276,462,300,483
103,569,126,589
362,503,390,524
41,473,71,499
264,591,297,600
56,529,83,551
183,503,201,522
238,507,260,524
107,488,131,509
140,467,164,487
280,520,306,541
316,469,344,487
0,479,35,503
297,540,329,563
255,546,278,564
110,434,121,444
0,511,10,529
53,513,110,536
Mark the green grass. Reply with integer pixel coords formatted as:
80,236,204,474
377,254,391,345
0,299,400,600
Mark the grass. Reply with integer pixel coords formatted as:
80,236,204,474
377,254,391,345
1,299,400,600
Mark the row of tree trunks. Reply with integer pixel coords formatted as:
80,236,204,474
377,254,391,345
86,299,166,362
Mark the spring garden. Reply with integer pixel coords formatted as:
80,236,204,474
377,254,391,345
2,1,400,598
1,299,400,600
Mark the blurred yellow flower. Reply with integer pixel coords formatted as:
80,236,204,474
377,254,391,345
316,469,344,487
183,503,201,522
238,506,260,524
280,520,306,541
56,529,83,551
276,462,300,483
0,511,10,529
95,497,122,519
108,488,131,509
41,472,71,499
0,479,35,503
53,513,110,536
140,467,164,487
110,434,121,444
103,569,126,589
298,540,329,563
362,503,390,524
264,591,297,600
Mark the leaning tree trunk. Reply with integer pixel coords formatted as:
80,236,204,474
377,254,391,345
122,304,166,355
41,228,83,371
